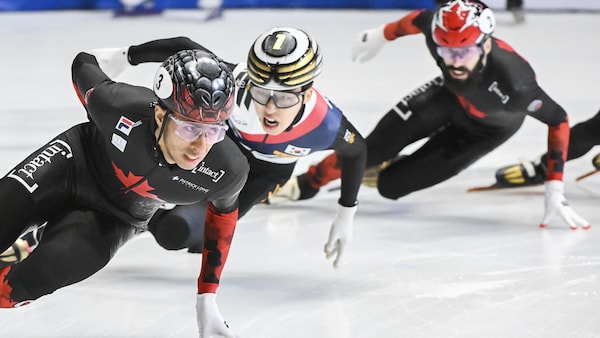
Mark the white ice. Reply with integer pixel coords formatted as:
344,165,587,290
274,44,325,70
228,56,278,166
0,8,599,338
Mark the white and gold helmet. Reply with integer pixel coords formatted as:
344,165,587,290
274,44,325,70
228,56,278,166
247,27,323,90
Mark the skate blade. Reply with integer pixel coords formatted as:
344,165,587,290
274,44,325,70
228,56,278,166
575,169,599,182
467,184,503,192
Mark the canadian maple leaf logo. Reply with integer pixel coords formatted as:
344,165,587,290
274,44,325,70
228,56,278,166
112,162,164,202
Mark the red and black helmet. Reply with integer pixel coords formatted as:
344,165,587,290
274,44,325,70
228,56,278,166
153,50,235,124
432,0,496,47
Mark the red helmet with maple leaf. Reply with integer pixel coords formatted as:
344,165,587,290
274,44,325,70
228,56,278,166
432,0,496,47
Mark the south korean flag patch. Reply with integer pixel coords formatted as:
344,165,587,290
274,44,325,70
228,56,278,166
284,144,311,157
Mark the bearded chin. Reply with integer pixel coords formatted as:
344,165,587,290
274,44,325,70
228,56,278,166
442,60,485,93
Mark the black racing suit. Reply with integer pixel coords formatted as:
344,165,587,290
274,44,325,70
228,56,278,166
556,108,600,161
119,37,367,251
533,108,600,168
0,52,248,305
300,9,571,200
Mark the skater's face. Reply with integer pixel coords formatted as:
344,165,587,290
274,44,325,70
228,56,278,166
154,107,216,170
437,38,492,81
249,85,313,135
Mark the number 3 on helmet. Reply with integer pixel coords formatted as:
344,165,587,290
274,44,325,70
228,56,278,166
153,50,235,124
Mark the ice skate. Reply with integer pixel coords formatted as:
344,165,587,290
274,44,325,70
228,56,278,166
0,227,43,268
575,153,600,181
469,158,545,192
0,239,31,268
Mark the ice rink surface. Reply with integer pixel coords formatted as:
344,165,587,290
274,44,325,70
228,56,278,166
0,7,599,338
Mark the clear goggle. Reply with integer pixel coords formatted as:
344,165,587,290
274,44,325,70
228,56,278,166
168,114,228,144
436,45,483,62
248,86,305,109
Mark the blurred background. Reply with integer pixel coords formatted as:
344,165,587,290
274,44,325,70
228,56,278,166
1,0,599,12
1,1,599,338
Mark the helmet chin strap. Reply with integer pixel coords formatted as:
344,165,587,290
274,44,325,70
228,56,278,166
284,103,306,132
472,40,489,74
154,109,172,165
469,50,487,78
155,109,171,145
283,83,312,132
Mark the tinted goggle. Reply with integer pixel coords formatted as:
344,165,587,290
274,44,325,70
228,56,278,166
436,45,483,62
168,114,228,144
248,86,305,109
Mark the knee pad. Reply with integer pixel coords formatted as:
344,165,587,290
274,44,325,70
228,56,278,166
148,206,206,250
377,167,410,200
377,183,406,200
148,212,192,250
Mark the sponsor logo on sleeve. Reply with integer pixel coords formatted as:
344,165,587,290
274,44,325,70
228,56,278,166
111,133,127,152
527,99,543,112
488,81,510,104
8,139,73,193
343,129,355,144
115,116,141,136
